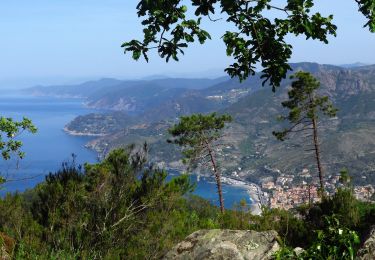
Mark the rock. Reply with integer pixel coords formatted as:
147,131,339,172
163,229,280,260
357,226,375,260
293,247,305,256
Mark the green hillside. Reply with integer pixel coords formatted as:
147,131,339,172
64,63,375,185
222,63,375,184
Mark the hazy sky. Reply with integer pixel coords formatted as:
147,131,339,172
0,0,374,88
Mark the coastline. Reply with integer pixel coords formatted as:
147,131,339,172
163,168,266,216
63,126,107,137
221,176,264,215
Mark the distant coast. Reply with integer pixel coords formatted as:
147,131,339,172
63,126,107,137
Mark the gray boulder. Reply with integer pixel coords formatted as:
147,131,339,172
163,229,280,260
357,226,375,260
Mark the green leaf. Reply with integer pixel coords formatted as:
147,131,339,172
132,50,141,60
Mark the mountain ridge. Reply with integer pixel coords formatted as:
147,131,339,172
63,62,375,186
24,62,375,185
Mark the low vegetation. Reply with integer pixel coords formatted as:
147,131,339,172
0,145,374,259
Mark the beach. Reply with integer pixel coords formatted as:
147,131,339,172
221,176,265,215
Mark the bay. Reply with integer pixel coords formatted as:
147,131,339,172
0,95,98,194
0,95,251,208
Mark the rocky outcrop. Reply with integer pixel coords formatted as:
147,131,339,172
163,229,280,260
357,226,375,260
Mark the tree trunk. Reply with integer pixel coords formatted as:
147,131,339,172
312,117,325,194
207,147,225,213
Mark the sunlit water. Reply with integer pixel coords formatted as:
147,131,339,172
0,95,251,208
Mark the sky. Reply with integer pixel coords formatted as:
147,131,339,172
0,0,374,88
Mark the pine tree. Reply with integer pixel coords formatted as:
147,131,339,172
273,72,337,193
168,113,232,213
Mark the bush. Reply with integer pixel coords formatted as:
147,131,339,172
302,216,360,259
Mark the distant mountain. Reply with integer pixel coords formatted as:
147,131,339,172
23,77,233,114
338,62,370,69
65,62,375,186
64,74,265,135
27,75,260,117
141,75,170,80
24,77,228,98
24,78,124,98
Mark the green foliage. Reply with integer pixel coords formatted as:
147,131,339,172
168,112,232,167
301,184,375,244
323,189,360,228
305,171,361,230
168,112,232,212
356,0,375,32
0,116,37,186
273,71,337,192
273,246,297,260
1,146,375,258
273,71,337,141
339,168,352,187
122,0,375,89
37,146,196,258
0,147,211,258
0,116,37,160
274,216,360,260
123,1,375,89
302,216,360,260
356,201,375,239
254,207,310,248
122,0,339,89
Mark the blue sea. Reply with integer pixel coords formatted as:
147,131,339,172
0,95,250,208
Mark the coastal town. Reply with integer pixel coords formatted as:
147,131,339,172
261,169,375,210
221,167,375,214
